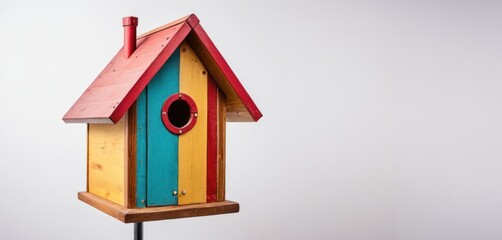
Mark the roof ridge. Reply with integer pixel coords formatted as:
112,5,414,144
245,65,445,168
138,14,193,39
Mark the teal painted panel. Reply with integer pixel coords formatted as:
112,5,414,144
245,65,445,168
146,47,180,206
136,90,147,208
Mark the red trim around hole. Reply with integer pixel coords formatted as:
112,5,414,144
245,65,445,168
161,93,198,135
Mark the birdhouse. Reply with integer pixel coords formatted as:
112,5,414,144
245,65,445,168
63,14,262,223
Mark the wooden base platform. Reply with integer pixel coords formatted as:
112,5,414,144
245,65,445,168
78,192,239,223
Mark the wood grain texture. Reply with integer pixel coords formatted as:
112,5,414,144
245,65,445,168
146,48,180,207
127,104,137,208
136,91,147,208
138,14,198,39
88,116,127,206
179,41,208,205
206,75,218,203
217,89,227,201
78,191,239,223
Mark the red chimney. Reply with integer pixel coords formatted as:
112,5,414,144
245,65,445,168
122,16,138,58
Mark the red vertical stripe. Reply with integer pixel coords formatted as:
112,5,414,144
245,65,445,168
206,74,218,202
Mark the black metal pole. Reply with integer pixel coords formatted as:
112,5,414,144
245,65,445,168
134,222,143,240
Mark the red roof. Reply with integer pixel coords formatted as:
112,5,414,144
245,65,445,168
63,14,262,123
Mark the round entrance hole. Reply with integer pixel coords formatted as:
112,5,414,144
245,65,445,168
161,93,198,135
168,99,191,128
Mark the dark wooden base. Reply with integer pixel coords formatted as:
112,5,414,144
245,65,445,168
78,192,239,223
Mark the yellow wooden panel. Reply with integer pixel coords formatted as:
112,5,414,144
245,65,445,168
178,41,207,205
88,115,127,206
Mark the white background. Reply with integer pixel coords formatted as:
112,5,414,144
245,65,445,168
1,1,502,239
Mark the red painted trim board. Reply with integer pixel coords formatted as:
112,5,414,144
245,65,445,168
206,74,218,203
186,14,200,28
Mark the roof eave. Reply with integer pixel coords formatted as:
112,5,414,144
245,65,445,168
63,117,114,124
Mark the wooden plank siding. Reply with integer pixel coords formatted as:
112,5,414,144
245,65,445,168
206,75,218,202
146,48,180,207
217,89,227,201
88,116,127,206
178,41,208,205
135,92,147,208
126,103,137,208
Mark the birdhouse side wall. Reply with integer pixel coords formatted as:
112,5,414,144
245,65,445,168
87,116,128,206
